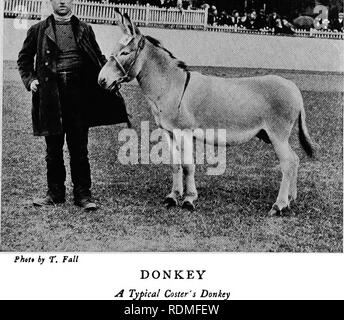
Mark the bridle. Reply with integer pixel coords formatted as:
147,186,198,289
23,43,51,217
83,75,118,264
108,35,146,93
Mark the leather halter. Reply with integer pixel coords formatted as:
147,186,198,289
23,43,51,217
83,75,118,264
108,36,146,93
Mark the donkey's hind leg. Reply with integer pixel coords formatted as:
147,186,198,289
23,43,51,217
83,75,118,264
289,149,299,203
269,139,299,216
180,130,198,211
181,164,198,211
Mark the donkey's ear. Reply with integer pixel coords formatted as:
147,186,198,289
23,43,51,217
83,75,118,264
113,8,128,33
122,13,141,36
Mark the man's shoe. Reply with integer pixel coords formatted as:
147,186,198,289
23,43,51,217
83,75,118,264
33,195,65,207
74,198,98,211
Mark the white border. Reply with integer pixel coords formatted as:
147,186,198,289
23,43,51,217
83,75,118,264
0,253,344,300
0,3,343,301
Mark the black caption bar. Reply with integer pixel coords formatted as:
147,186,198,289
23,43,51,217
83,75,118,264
114,300,226,319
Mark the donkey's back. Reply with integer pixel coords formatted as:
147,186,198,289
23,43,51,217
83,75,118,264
180,73,303,143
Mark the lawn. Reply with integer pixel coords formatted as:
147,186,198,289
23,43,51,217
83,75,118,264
1,61,343,252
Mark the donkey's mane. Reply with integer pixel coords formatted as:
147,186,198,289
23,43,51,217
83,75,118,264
145,35,189,71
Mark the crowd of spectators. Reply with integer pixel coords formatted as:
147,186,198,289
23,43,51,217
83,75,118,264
91,1,344,33
206,6,344,34
207,7,295,35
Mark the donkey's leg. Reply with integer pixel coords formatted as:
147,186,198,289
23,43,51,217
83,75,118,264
164,133,183,208
289,149,299,203
181,164,198,211
180,130,198,211
164,164,183,208
269,140,298,216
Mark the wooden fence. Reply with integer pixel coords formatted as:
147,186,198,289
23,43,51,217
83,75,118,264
3,0,208,29
3,0,344,39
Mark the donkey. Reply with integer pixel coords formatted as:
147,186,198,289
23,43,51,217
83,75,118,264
98,11,315,216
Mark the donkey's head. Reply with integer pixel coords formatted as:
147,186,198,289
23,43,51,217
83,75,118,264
98,10,145,91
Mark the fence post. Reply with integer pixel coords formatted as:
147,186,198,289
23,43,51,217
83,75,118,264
203,8,208,30
145,4,150,27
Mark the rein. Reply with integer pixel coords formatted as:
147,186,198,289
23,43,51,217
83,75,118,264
108,36,146,93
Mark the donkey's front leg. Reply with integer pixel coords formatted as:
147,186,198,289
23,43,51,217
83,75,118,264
181,163,198,211
164,132,183,208
164,164,183,208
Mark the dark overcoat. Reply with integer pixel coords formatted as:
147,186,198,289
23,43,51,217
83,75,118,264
17,15,129,136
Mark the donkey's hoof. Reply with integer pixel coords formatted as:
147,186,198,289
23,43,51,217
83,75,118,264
268,204,290,217
182,201,195,211
163,197,177,208
268,207,279,217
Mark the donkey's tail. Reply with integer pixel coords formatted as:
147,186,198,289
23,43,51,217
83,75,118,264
298,109,315,158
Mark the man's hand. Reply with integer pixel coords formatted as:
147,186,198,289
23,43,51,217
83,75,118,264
30,79,39,92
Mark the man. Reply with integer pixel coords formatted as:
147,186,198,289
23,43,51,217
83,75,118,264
244,9,258,29
331,12,344,32
267,10,280,31
231,10,241,27
17,0,129,211
255,9,267,30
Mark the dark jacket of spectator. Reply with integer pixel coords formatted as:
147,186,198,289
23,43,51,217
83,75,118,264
217,11,230,26
331,13,344,32
267,12,280,30
182,0,190,10
208,7,218,25
274,17,294,35
244,11,258,29
255,10,267,29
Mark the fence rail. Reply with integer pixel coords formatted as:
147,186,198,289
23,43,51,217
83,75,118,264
3,0,344,39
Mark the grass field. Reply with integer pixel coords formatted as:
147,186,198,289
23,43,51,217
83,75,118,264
1,61,343,252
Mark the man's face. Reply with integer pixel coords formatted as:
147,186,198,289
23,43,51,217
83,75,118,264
50,0,73,16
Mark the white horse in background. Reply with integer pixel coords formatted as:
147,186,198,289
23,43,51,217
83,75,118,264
98,10,315,216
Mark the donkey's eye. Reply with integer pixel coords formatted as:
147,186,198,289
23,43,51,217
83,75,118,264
120,51,130,56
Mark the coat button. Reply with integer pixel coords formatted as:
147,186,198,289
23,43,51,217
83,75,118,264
45,77,49,82
46,50,50,54
45,62,49,66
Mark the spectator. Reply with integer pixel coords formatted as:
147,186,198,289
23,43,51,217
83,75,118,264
176,0,183,11
156,0,169,8
244,9,258,29
217,10,230,26
331,12,344,32
182,0,190,10
255,9,267,30
231,10,241,27
314,14,323,30
282,16,295,33
321,18,330,30
164,0,174,9
267,10,280,31
208,5,218,25
239,11,248,27
274,16,294,35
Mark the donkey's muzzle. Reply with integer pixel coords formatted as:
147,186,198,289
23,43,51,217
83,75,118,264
98,77,108,89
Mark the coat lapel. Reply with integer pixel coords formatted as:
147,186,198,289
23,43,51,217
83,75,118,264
44,15,57,45
71,15,86,46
